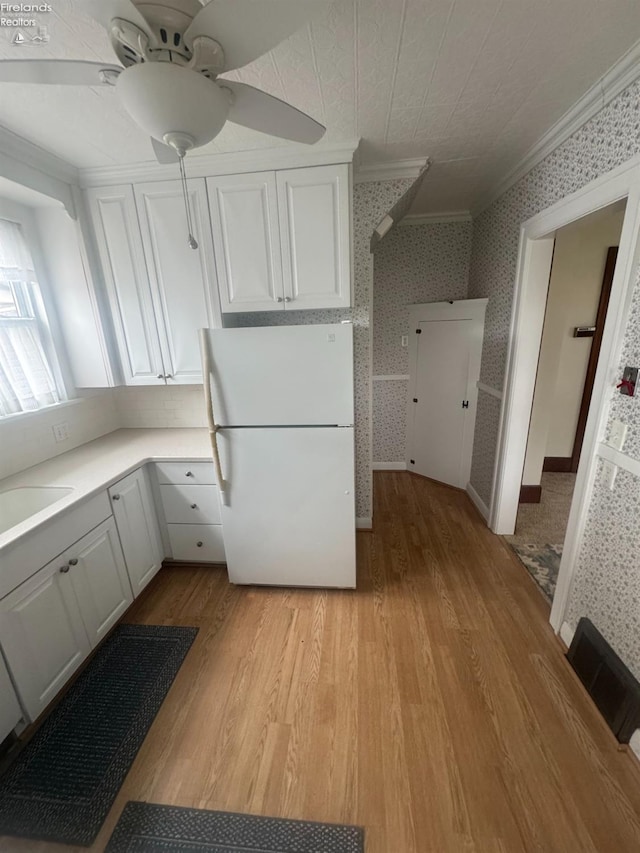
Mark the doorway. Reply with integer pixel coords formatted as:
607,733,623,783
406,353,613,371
489,155,640,636
505,202,625,602
406,299,487,488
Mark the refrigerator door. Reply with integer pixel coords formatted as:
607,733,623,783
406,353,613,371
206,323,354,426
219,427,356,587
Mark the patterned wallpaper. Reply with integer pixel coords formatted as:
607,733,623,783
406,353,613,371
371,220,472,463
225,177,415,520
467,77,640,674
373,221,472,375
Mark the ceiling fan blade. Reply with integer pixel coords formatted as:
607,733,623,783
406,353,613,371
151,137,180,165
222,81,325,144
184,0,328,72
0,60,123,86
85,0,154,39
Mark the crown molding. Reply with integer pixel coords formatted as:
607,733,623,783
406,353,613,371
354,158,428,184
400,211,472,225
0,125,78,215
78,139,360,187
473,40,640,216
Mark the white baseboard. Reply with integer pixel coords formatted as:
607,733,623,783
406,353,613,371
356,517,373,530
560,621,575,648
466,482,489,521
372,462,407,470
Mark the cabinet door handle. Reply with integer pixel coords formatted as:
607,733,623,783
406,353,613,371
276,296,283,303
156,374,164,379
185,471,194,477
59,565,70,573
68,558,78,566
284,296,292,303
190,503,198,509
112,494,120,501
196,541,203,548
164,374,173,380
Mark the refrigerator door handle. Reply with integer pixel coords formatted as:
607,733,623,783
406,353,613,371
199,329,228,503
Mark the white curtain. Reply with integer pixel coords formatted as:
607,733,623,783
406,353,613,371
0,219,59,416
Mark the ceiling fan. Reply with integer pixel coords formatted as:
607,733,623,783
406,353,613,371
0,0,328,163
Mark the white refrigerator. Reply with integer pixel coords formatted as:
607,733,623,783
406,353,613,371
200,323,356,588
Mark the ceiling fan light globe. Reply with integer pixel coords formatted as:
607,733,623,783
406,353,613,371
116,62,228,148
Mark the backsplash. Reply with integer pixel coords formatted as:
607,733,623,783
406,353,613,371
0,390,119,480
115,386,207,429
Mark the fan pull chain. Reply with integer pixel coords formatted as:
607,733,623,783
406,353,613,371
178,154,199,250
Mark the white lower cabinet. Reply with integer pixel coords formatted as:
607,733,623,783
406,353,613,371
167,523,225,562
0,553,92,722
0,653,22,741
67,517,133,647
109,468,164,596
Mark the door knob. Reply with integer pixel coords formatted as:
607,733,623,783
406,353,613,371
276,296,283,303
196,541,203,548
59,565,70,573
164,374,173,380
190,503,198,509
185,471,193,477
112,494,120,500
284,296,292,302
156,374,163,379
68,558,78,566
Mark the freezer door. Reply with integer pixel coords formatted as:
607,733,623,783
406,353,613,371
219,427,356,588
205,324,354,426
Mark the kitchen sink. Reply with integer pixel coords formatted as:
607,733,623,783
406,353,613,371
0,486,74,535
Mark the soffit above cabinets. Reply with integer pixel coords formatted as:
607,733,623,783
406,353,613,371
0,1,640,213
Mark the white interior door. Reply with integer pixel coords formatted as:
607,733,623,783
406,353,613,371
407,300,487,489
219,427,356,588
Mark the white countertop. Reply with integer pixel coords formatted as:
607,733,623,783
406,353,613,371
0,428,211,551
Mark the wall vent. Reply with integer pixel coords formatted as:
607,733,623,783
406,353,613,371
567,618,640,743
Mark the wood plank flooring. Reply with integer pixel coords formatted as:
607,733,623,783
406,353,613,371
3,471,640,852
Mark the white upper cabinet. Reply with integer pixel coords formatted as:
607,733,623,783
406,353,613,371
134,179,221,383
207,163,352,314
207,172,283,313
85,185,165,385
277,164,351,310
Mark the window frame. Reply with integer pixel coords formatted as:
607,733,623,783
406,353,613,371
0,198,72,419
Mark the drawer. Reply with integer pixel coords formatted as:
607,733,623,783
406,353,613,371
155,461,215,486
167,524,225,562
160,484,221,524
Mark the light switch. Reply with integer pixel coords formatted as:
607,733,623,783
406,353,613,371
608,420,628,452
602,459,618,491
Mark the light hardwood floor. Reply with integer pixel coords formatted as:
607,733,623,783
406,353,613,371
3,471,640,852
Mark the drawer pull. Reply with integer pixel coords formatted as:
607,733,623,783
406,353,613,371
185,471,194,477
112,494,120,501
190,503,198,509
59,565,70,574
68,558,78,566
196,541,203,547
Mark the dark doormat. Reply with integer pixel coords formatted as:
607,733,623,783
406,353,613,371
106,801,365,852
0,624,197,847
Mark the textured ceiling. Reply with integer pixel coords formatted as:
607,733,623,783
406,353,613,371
1,0,640,212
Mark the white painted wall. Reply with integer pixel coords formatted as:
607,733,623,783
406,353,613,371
522,205,625,485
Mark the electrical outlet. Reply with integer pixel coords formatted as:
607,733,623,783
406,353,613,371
401,335,408,348
52,422,69,443
608,420,628,452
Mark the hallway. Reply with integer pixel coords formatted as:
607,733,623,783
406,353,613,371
4,472,640,852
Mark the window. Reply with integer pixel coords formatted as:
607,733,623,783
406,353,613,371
0,218,64,416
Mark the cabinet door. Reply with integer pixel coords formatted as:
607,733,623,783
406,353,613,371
85,185,165,385
0,653,22,741
110,468,164,596
0,557,90,721
206,172,284,313
277,164,351,310
67,518,133,647
134,180,221,383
